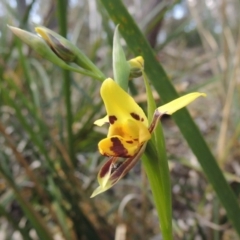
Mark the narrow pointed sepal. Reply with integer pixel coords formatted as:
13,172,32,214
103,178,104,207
147,92,206,134
157,92,206,116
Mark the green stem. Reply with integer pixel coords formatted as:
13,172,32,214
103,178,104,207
57,0,75,166
142,72,172,239
142,149,172,240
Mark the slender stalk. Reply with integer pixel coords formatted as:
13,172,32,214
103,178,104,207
57,0,75,166
142,72,172,240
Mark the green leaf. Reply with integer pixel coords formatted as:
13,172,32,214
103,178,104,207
99,0,240,237
112,25,130,91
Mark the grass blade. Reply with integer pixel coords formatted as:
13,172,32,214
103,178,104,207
56,0,75,166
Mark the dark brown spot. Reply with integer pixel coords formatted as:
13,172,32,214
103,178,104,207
141,118,144,122
134,139,138,142
109,115,117,124
130,112,140,121
110,137,129,157
126,140,133,144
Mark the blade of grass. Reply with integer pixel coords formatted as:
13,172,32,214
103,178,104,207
99,0,240,236
30,58,53,100
4,75,48,140
56,0,75,167
16,39,40,110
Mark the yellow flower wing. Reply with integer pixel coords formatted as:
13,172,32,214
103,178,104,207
157,92,206,115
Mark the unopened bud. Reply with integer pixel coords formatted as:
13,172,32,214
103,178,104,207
9,25,73,67
35,27,76,62
9,25,105,80
128,56,144,79
34,26,103,77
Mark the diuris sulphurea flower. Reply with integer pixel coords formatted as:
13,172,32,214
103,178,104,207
91,78,206,197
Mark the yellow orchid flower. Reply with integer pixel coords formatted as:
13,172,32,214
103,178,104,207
91,78,206,197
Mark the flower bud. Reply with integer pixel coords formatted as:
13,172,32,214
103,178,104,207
9,25,74,67
9,25,105,80
34,26,104,79
35,27,76,62
128,56,144,79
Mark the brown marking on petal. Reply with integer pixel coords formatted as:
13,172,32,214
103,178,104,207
126,140,133,144
130,112,140,121
110,137,129,157
99,158,114,178
134,139,138,142
110,143,147,184
141,118,144,122
109,115,117,124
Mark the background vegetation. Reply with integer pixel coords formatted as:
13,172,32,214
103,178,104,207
0,0,240,239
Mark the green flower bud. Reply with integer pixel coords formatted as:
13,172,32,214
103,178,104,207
9,25,105,81
9,25,75,68
35,27,76,62
34,26,104,78
128,56,144,79
9,25,102,80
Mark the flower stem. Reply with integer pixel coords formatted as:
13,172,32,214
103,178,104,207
142,72,172,240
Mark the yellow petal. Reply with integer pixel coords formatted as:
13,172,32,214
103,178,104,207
100,78,148,127
35,27,50,43
128,56,144,69
157,92,206,115
107,119,150,143
98,136,139,157
128,56,144,78
94,115,109,126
